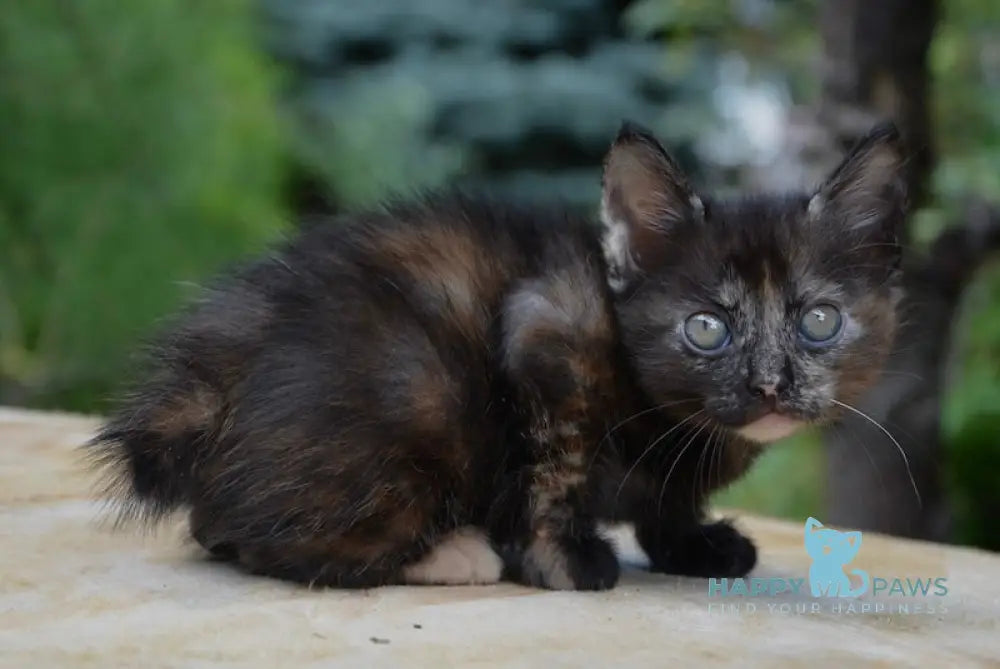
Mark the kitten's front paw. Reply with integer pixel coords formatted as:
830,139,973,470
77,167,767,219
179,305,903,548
521,532,620,591
644,520,757,578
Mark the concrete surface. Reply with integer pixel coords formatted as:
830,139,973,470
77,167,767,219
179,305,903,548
1,407,998,668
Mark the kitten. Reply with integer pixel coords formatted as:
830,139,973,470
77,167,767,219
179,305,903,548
89,121,906,590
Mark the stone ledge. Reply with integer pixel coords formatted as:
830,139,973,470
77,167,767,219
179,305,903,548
1,407,997,667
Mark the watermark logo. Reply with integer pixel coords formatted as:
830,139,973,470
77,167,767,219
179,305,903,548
804,517,868,597
707,517,950,616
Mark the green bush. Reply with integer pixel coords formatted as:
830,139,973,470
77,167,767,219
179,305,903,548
947,411,1000,551
0,0,288,411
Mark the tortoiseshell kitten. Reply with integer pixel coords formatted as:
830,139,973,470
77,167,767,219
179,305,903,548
90,122,906,590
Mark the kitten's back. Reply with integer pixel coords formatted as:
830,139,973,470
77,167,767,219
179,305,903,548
88,193,609,585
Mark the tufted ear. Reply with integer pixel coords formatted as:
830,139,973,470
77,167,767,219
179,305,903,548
600,121,704,291
808,122,907,258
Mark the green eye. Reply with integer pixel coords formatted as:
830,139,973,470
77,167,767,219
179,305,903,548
683,312,730,352
799,304,842,343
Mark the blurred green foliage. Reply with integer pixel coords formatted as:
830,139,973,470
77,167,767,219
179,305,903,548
929,0,1000,550
288,79,468,209
947,412,1000,551
931,0,1000,434
262,0,677,210
929,0,1000,212
0,0,288,411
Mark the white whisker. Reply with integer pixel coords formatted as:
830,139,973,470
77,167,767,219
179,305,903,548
711,424,726,491
589,398,701,474
657,415,713,517
693,424,720,512
831,399,922,508
614,409,704,502
830,420,885,509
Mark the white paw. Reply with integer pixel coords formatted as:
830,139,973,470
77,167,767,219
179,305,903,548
402,527,503,585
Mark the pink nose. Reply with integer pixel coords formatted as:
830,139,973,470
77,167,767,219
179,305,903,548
755,382,778,398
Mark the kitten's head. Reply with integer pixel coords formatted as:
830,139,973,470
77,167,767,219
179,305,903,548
602,121,906,443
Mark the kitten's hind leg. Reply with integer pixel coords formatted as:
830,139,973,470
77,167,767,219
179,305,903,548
402,527,503,585
188,470,448,589
501,272,622,591
228,527,503,588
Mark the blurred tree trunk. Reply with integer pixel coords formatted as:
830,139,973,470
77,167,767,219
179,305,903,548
818,0,956,540
818,0,938,222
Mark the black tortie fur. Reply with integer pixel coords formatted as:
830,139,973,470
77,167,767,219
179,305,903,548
89,122,907,589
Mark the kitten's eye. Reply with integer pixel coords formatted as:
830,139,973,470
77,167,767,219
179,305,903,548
799,304,842,344
683,312,730,353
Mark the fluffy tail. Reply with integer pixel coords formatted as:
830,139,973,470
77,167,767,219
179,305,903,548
87,372,222,524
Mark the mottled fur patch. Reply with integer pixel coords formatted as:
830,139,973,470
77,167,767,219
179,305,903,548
522,535,575,590
146,385,220,438
375,222,503,340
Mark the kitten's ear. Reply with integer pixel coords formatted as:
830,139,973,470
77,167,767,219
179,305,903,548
808,122,907,243
600,121,704,290
805,517,823,533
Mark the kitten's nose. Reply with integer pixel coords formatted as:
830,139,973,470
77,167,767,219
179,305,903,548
755,382,778,398
749,372,790,399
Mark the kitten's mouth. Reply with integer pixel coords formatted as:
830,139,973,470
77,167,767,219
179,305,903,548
735,412,804,444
